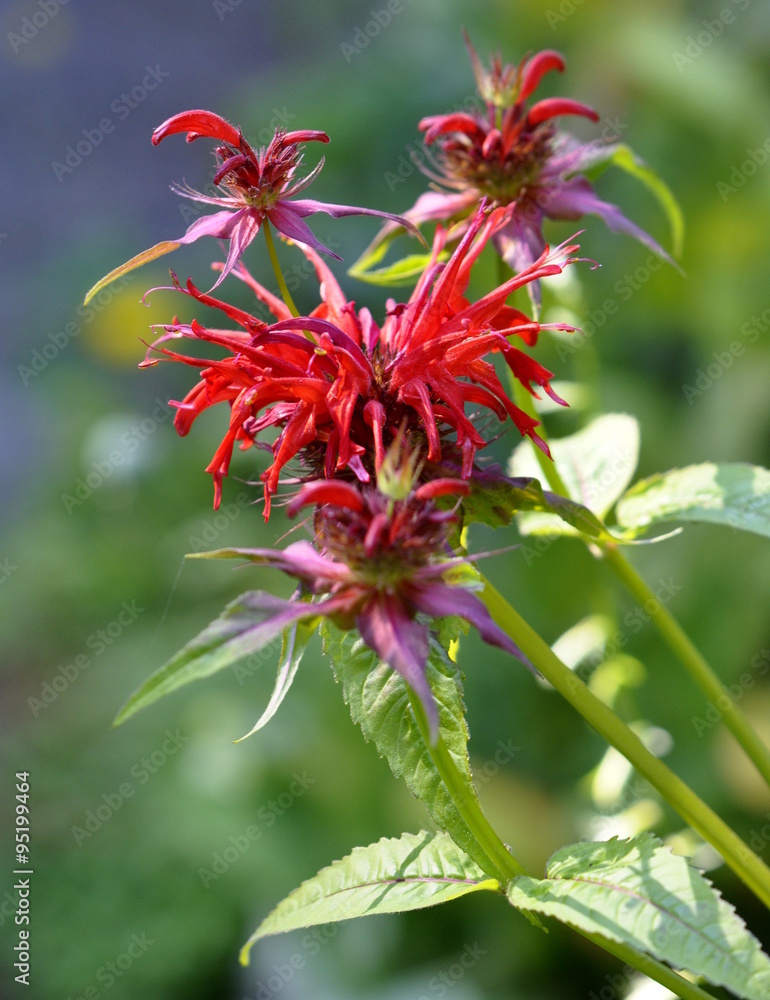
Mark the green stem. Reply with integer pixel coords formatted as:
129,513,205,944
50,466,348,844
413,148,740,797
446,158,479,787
601,542,770,788
513,383,572,497
480,577,770,909
413,671,719,997
515,386,770,789
263,219,300,318
575,930,719,1000
407,690,528,883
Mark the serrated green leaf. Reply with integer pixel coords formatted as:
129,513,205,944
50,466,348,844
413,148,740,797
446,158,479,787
582,143,684,257
616,463,770,540
234,615,318,742
114,591,313,726
508,834,770,1000
508,414,640,538
321,622,497,877
83,241,181,304
241,830,499,962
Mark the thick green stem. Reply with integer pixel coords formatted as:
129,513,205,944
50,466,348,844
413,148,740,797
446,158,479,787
575,930,719,1000
263,219,300,318
480,577,770,909
407,690,529,883
601,542,770,788
412,672,720,997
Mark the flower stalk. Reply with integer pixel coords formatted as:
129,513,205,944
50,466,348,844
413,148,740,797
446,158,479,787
479,576,770,909
406,688,529,884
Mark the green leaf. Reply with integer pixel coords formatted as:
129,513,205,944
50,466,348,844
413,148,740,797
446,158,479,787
321,622,493,876
508,414,640,538
83,241,181,305
114,591,314,726
450,465,615,540
234,616,318,743
350,250,449,287
616,463,770,540
582,143,684,258
241,830,499,963
508,834,770,1000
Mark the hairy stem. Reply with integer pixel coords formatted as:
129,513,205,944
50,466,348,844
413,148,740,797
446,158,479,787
407,690,528,884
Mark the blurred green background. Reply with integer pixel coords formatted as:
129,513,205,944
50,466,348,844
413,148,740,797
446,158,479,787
2,0,770,997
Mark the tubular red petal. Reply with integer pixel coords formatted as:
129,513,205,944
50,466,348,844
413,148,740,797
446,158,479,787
152,110,242,147
282,130,330,145
213,153,250,185
287,480,365,517
419,113,487,145
526,98,599,126
518,50,565,102
414,479,471,501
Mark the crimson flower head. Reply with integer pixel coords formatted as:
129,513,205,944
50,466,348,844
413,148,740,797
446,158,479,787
365,37,673,307
84,109,421,304
144,204,580,514
210,467,526,737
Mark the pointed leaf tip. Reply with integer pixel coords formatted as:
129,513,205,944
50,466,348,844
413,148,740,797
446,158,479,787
83,241,181,305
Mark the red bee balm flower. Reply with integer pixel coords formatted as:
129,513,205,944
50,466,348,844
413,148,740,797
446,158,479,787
364,38,674,308
145,205,580,514
84,109,421,303
208,474,527,736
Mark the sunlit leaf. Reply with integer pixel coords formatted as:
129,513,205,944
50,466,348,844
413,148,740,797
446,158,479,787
508,834,770,1000
241,830,499,963
616,463,770,539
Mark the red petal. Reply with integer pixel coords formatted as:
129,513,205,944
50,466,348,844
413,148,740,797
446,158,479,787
518,50,565,102
287,480,365,517
414,479,471,501
282,130,330,145
152,110,241,147
527,98,599,126
419,113,487,145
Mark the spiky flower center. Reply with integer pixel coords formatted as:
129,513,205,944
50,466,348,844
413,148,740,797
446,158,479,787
439,122,554,202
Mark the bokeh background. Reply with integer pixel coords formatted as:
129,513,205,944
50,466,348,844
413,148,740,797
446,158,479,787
2,1,770,997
